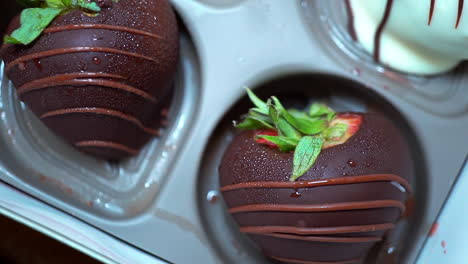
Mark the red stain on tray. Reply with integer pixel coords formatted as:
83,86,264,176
429,222,439,237
383,70,409,84
441,240,447,254
38,174,74,195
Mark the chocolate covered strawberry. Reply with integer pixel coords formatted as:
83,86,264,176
220,90,414,264
1,0,179,160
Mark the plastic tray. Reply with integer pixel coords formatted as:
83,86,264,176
1,1,467,263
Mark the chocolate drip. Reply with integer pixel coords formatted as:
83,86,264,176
6,47,157,73
229,200,405,214
345,0,358,41
221,174,411,193
374,0,394,62
428,0,436,25
41,107,159,135
44,24,163,39
18,76,156,102
268,256,362,264
456,0,465,28
76,140,138,155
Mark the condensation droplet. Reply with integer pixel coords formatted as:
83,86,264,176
92,57,101,65
207,190,220,204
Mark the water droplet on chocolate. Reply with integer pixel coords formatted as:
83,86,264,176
347,159,357,167
207,190,220,204
33,58,42,71
290,188,301,198
92,57,101,65
92,35,104,41
18,63,26,71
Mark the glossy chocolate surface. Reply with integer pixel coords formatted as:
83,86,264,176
220,113,414,263
1,0,179,160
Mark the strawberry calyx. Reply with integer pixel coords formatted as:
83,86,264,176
235,88,363,181
323,113,362,149
254,130,279,148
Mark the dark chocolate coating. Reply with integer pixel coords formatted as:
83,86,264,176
1,0,179,160
219,113,414,264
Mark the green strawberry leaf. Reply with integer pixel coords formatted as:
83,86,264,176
3,36,22,44
46,0,67,8
235,117,264,130
291,136,324,181
288,109,311,119
4,8,62,45
237,89,360,181
5,0,102,45
75,0,101,12
256,135,299,152
236,114,275,130
249,109,274,126
272,96,327,135
323,123,348,141
267,102,301,140
277,118,301,140
246,88,269,115
309,103,336,121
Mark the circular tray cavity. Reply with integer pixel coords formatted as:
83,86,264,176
197,73,428,264
301,0,468,117
0,21,201,219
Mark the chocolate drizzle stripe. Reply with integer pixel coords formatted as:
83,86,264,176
249,232,382,243
428,0,436,25
75,140,138,155
456,0,465,28
220,174,411,193
44,24,163,39
374,0,394,62
345,0,357,41
229,200,405,214
268,255,362,264
18,76,156,102
5,47,157,73
18,72,124,93
239,223,395,235
40,107,159,135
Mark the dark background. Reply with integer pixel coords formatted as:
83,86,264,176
0,214,102,264
0,0,22,35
